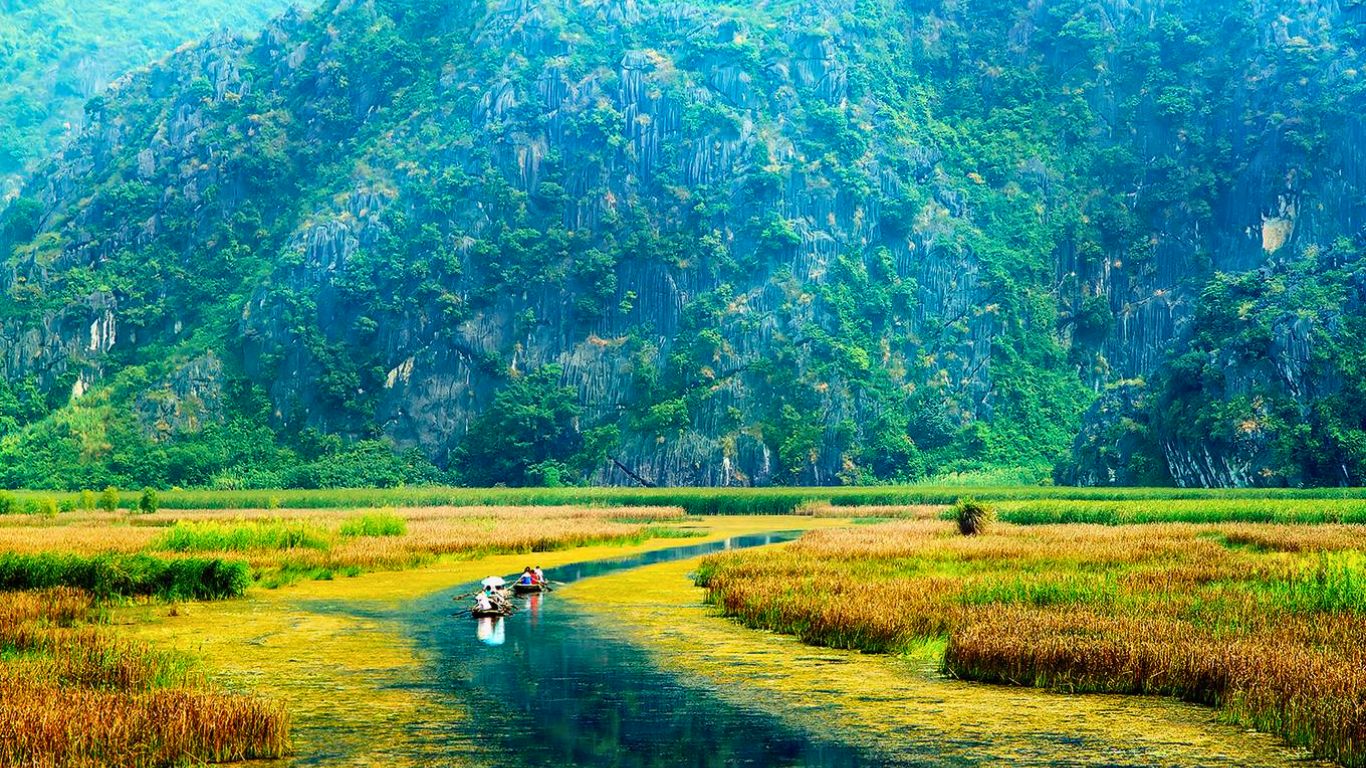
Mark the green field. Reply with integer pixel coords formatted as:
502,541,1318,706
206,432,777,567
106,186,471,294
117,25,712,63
8,485,1366,517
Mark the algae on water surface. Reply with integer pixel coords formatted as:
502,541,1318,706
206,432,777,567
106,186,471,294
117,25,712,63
562,557,1329,767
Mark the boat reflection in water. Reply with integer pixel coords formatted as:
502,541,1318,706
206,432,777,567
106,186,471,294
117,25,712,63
526,593,541,628
475,616,506,647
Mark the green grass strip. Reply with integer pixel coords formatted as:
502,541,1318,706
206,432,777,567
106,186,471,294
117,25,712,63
0,552,250,600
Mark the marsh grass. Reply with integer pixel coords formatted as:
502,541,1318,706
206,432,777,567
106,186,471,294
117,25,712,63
698,521,1366,766
0,589,289,767
0,552,251,600
985,498,1366,525
14,485,1366,516
0,505,699,591
155,520,333,552
338,511,406,538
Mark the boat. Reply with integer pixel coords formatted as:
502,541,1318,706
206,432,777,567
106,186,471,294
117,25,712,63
471,607,512,619
512,582,545,595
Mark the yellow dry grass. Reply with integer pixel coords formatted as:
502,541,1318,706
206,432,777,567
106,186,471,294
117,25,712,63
0,589,289,767
698,520,1366,767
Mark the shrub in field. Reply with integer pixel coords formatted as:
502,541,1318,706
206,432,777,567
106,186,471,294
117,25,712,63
339,512,406,538
99,486,120,512
138,488,160,514
79,489,97,511
0,491,14,515
0,553,250,600
953,498,994,535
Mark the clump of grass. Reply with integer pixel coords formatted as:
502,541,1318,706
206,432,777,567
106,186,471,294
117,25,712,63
953,498,994,536
0,589,290,766
1261,552,1366,614
155,520,332,553
338,511,406,538
0,553,251,600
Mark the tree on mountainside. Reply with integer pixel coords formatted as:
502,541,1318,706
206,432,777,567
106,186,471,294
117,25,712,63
453,366,618,487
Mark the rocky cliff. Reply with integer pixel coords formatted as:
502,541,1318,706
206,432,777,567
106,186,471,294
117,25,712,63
2,0,1364,488
0,0,300,201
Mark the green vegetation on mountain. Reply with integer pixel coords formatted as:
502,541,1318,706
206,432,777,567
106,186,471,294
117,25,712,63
1,0,1364,489
0,0,296,197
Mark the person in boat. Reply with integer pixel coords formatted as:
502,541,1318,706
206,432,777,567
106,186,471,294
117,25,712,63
533,566,545,585
485,585,510,611
518,567,535,586
473,590,493,613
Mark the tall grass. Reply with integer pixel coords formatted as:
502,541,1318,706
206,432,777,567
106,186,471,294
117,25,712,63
155,520,332,552
13,485,1366,515
0,589,289,767
984,498,1366,525
0,553,250,600
0,505,698,588
698,521,1366,766
338,511,406,538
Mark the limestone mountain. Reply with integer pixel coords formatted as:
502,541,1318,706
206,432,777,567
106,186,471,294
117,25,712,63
2,0,1364,489
0,0,299,200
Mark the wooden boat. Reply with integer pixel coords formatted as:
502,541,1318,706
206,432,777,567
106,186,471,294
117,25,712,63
471,607,512,619
512,582,545,595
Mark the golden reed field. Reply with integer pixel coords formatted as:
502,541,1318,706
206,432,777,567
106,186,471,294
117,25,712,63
0,504,694,767
697,517,1366,766
0,587,288,767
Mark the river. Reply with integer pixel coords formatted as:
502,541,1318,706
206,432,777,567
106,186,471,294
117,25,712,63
129,521,1325,767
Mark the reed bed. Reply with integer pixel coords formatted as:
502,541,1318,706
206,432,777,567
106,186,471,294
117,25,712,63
986,498,1366,525
697,520,1366,766
0,589,290,767
10,485,1366,515
0,524,157,554
212,515,705,584
0,553,251,600
0,506,698,587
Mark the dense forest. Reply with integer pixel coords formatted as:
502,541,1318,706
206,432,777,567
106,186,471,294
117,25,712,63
1,0,1364,489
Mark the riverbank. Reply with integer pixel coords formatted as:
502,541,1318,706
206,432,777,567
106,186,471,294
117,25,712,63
695,520,1366,766
121,516,846,765
563,555,1328,767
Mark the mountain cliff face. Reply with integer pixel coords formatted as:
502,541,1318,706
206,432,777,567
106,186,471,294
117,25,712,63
2,0,1364,489
0,0,298,201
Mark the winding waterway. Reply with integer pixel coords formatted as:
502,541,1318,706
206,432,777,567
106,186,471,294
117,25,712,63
391,533,1320,767
130,520,1326,767
403,532,875,766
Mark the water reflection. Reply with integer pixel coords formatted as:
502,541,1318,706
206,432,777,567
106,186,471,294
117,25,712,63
407,533,880,767
475,616,505,647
